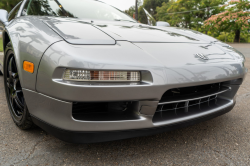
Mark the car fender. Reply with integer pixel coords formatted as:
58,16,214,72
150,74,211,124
3,16,63,91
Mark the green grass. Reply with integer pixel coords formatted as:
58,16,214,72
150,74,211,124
0,38,3,52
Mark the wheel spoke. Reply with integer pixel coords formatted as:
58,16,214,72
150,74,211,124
14,91,24,110
9,71,17,79
6,78,11,88
13,78,19,91
8,57,13,77
16,110,23,115
12,72,18,79
8,57,18,79
10,95,14,106
14,97,24,111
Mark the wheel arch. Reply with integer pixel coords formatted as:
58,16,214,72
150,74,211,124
2,17,63,91
1,30,16,76
3,30,11,54
1,29,19,74
3,48,36,130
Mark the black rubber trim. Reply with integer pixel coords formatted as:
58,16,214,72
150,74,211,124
31,102,235,144
223,78,243,85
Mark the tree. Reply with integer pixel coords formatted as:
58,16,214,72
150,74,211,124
204,0,250,42
156,0,196,28
199,0,227,20
193,0,227,31
138,6,148,24
125,0,168,22
124,6,136,18
0,0,22,12
124,0,142,18
156,1,181,27
156,0,226,29
143,0,169,17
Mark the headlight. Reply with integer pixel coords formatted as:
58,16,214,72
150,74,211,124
229,48,245,62
216,43,245,62
63,69,141,82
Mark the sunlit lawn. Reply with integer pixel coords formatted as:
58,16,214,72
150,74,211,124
0,38,3,52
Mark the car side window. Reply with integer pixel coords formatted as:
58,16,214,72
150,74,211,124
8,2,22,22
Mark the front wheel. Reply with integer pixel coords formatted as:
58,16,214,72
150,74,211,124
4,47,35,130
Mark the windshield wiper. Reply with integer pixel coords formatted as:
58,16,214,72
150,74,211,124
114,19,136,23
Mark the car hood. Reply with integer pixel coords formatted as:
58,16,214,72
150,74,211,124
39,17,244,63
133,43,237,66
43,17,215,44
93,23,207,43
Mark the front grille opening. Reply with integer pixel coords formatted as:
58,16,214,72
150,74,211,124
153,82,232,123
163,103,176,110
153,97,231,123
72,101,140,121
162,84,219,97
189,100,199,106
210,95,217,100
157,96,218,112
160,83,224,103
177,102,186,108
200,97,209,103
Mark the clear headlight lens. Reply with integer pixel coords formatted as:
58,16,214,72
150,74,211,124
63,69,141,82
217,43,245,62
229,48,245,62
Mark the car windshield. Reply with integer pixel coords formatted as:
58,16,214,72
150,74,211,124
22,0,136,22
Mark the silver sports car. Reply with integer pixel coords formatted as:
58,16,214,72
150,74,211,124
0,0,247,143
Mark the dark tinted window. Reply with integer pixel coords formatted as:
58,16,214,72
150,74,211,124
8,2,22,22
22,0,135,22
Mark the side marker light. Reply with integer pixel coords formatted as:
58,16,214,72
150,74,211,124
23,61,34,73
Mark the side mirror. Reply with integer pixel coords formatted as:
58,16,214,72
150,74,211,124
156,21,170,27
0,9,8,26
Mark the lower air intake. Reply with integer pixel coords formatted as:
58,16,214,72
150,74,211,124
153,82,232,123
72,102,139,121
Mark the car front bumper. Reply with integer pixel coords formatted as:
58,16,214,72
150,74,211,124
30,100,235,143
23,41,247,143
23,82,238,143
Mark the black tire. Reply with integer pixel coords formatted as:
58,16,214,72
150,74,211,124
4,44,35,130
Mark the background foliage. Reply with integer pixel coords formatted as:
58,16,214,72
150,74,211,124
131,0,250,43
0,0,250,44
125,0,169,24
204,0,250,42
0,0,22,12
0,38,3,52
156,0,227,29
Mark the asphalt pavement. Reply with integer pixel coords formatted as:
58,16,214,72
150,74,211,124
0,44,250,165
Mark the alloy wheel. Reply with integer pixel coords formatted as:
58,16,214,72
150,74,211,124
6,55,25,120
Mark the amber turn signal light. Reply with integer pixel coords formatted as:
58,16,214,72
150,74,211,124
23,61,34,73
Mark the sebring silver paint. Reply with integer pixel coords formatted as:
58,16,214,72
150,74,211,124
0,0,247,132
35,39,246,102
156,21,170,27
44,20,116,45
5,16,63,91
22,88,237,132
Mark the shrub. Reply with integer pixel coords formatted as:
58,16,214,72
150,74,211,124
0,38,3,52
